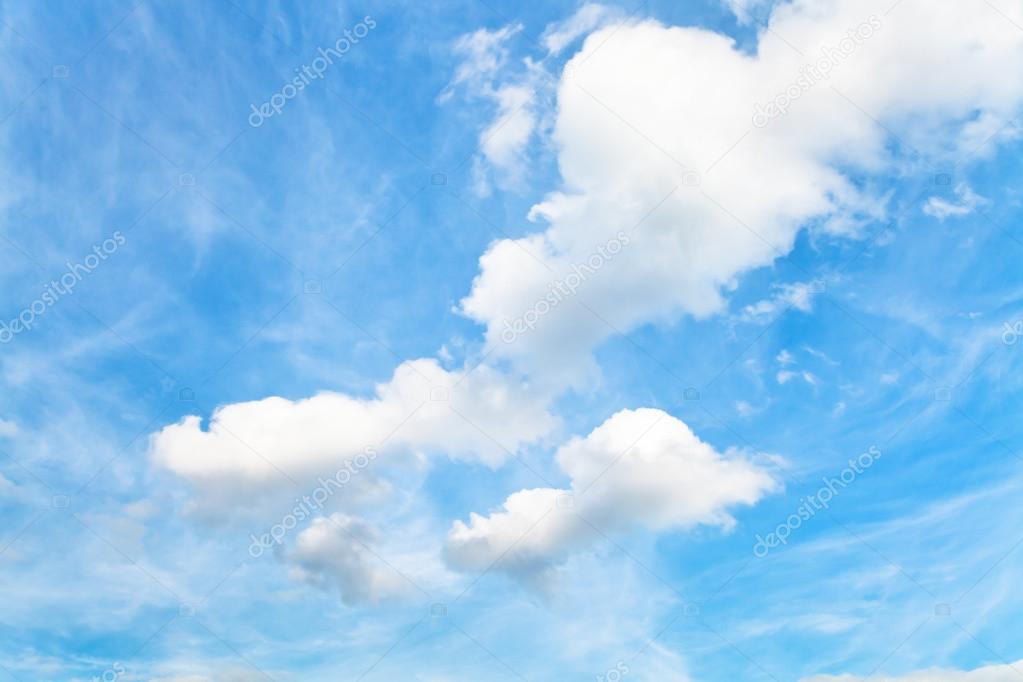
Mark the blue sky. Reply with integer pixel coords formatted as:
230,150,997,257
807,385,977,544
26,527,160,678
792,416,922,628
2,0,1023,680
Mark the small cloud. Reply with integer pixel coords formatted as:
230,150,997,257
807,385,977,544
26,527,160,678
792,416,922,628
777,370,818,387
802,345,839,366
0,419,18,438
445,408,781,587
831,401,847,417
740,281,824,324
541,3,618,55
288,514,409,606
437,344,454,364
776,349,795,365
735,400,757,417
880,371,899,385
441,23,544,194
441,24,523,98
923,182,986,220
478,82,537,177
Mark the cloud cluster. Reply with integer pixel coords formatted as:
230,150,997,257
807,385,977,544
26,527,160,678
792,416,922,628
149,0,1023,608
287,514,408,605
739,279,824,323
441,23,542,193
923,182,987,220
460,0,1023,386
445,408,780,585
150,358,556,512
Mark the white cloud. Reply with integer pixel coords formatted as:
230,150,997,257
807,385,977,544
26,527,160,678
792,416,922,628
542,3,618,55
735,400,757,417
149,358,557,514
923,182,987,220
460,0,1023,387
803,345,839,366
478,81,537,175
801,660,1023,682
442,23,541,192
777,369,818,386
443,23,523,93
740,280,823,322
287,514,408,606
454,5,630,193
445,408,780,586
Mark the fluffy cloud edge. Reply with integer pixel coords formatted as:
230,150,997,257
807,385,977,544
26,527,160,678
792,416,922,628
801,659,1023,682
445,408,782,585
459,0,1023,386
149,357,558,515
